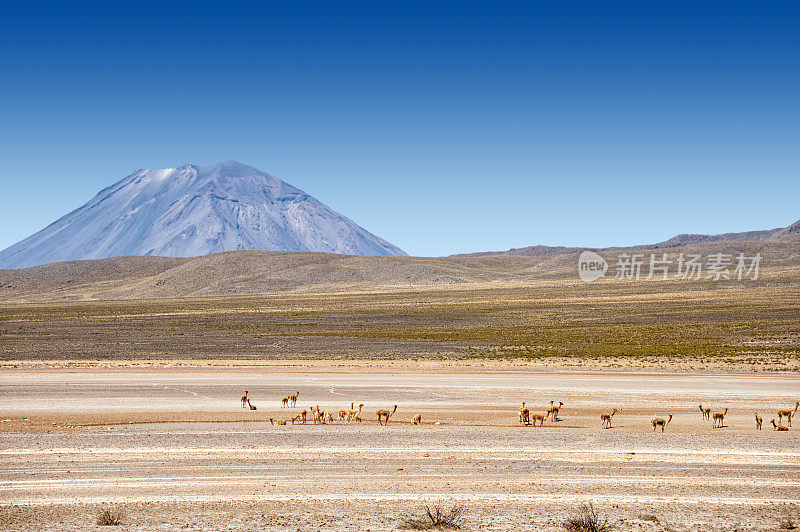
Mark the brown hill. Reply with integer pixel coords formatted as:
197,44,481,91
1,234,798,302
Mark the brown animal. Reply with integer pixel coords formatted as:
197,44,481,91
651,414,672,432
699,404,711,420
269,418,287,426
600,409,617,429
712,408,728,428
547,401,564,421
339,402,354,422
529,412,546,426
412,414,422,425
755,413,763,430
772,419,789,431
240,391,249,408
289,391,300,407
518,402,530,425
377,405,398,425
346,403,364,422
292,409,308,424
281,396,289,408
248,400,257,411
777,401,799,427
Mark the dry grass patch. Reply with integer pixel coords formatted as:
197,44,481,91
563,503,612,532
96,507,123,526
401,504,464,530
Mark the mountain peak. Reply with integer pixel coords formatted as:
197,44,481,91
0,162,406,269
200,160,259,173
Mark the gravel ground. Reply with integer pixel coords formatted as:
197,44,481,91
1,368,798,530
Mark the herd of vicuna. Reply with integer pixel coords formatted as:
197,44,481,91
241,391,797,432
239,390,408,426
520,400,796,432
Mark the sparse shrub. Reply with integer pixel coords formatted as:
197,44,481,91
563,503,612,532
96,507,122,526
401,504,463,530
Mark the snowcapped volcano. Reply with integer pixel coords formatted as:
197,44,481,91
0,160,406,268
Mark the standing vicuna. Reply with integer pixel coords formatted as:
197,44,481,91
346,403,364,422
712,408,728,428
339,403,354,422
777,401,799,427
755,413,763,430
240,391,249,408
651,414,672,432
600,409,617,429
547,401,564,421
518,402,530,425
289,391,300,408
377,405,398,425
529,412,546,427
699,404,711,421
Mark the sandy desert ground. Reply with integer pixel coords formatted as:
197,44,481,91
1,365,799,530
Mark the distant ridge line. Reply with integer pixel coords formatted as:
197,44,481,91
452,219,800,258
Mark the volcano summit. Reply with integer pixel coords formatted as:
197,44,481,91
0,160,405,268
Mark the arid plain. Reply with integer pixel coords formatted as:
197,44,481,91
1,245,799,530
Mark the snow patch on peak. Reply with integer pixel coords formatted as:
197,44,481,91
0,161,406,268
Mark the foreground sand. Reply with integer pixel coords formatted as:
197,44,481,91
1,365,799,530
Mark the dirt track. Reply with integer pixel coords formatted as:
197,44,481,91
1,367,799,530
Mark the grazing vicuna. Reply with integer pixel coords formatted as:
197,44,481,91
651,414,672,432
248,400,257,410
292,409,308,424
412,414,422,425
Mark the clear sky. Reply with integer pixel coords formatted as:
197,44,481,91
1,3,798,257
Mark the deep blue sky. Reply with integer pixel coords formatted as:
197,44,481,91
1,3,798,256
